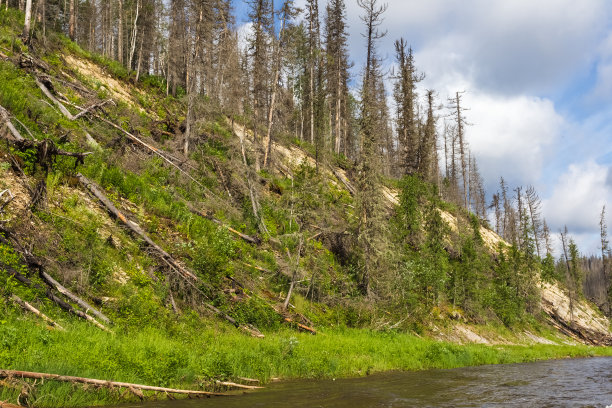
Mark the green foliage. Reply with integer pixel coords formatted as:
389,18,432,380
540,253,558,282
190,226,237,287
395,175,429,246
231,296,281,330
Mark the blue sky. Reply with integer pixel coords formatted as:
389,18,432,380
233,0,612,255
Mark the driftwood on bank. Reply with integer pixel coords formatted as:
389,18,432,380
77,174,264,337
0,370,229,397
215,381,263,390
10,294,64,330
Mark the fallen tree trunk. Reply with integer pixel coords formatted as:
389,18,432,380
283,317,316,335
10,294,64,330
35,78,75,120
77,174,198,283
215,381,263,390
0,105,25,142
39,271,110,324
328,165,355,196
77,175,264,337
0,370,228,397
0,261,111,332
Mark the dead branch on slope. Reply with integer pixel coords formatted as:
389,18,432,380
10,294,64,330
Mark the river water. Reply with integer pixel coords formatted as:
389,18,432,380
115,357,612,408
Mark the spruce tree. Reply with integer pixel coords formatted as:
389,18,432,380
355,0,387,296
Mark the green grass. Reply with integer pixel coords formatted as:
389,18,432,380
1,303,611,407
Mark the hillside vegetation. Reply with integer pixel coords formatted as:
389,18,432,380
0,8,610,407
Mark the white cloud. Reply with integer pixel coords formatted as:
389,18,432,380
543,161,612,238
340,0,609,95
465,93,563,193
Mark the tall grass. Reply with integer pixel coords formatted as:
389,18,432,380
1,305,611,407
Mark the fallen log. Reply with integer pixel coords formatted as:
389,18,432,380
283,317,317,335
39,271,110,324
216,381,263,390
328,165,356,196
0,105,25,142
77,175,264,337
10,294,64,330
0,370,228,397
35,78,75,120
77,174,198,283
0,261,111,332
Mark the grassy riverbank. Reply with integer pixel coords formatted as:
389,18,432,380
2,307,611,407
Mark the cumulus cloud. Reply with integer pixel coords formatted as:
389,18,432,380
335,0,609,95
543,161,612,236
464,93,564,192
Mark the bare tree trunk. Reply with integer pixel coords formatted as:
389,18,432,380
22,0,33,42
334,69,341,154
263,12,287,168
560,226,575,325
127,0,140,69
135,31,144,82
117,0,124,64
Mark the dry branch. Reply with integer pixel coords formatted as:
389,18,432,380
0,189,14,213
0,370,229,397
10,294,64,330
72,100,113,120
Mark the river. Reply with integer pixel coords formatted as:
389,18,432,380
114,357,612,407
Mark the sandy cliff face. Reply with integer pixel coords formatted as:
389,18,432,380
540,280,612,345
237,120,612,345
